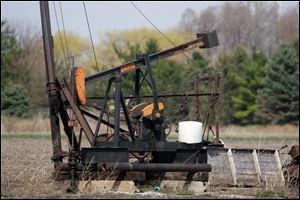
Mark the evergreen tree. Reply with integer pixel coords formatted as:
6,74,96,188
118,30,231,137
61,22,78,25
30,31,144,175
217,45,267,124
1,21,20,89
191,51,211,75
256,42,299,124
1,21,30,117
145,37,160,54
1,84,30,118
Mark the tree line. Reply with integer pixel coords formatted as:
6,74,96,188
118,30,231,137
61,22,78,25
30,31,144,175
1,1,299,125
179,1,299,58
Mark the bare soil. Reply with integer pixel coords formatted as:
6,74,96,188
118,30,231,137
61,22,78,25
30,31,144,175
1,135,299,199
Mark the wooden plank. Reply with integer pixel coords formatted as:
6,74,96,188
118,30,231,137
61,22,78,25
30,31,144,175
274,150,285,186
258,156,277,162
259,160,279,163
207,151,234,185
227,149,237,185
236,172,258,176
235,168,257,173
231,158,254,162
235,163,256,169
260,164,278,170
252,150,262,184
263,172,277,175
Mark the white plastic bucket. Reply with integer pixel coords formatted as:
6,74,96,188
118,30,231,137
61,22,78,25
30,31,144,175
178,121,203,144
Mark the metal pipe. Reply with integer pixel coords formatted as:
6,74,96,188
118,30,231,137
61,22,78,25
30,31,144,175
135,69,141,104
40,1,62,166
144,55,159,112
87,93,219,100
40,1,56,85
99,162,212,172
194,75,200,121
215,76,220,144
114,73,121,146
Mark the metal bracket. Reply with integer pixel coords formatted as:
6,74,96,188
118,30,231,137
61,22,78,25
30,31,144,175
196,30,219,48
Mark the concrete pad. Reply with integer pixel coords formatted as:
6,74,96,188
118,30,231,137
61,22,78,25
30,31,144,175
78,180,139,193
79,180,207,194
154,180,207,194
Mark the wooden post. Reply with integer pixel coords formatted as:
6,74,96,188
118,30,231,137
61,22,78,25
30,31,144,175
274,150,285,186
227,149,237,185
252,150,262,184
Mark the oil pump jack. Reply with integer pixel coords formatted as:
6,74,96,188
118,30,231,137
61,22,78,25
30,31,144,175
40,1,220,191
40,1,287,193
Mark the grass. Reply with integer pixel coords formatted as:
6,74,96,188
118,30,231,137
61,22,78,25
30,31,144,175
167,133,298,142
1,192,13,198
1,132,66,139
221,124,299,135
176,189,194,196
138,185,153,193
221,134,299,141
2,131,298,141
139,188,152,193
1,115,51,133
256,189,285,198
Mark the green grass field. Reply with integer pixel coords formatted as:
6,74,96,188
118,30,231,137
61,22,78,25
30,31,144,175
1,131,298,141
0,132,64,139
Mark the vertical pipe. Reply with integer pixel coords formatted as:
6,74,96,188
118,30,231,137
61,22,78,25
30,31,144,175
215,75,220,143
40,1,62,166
135,69,141,105
194,75,200,121
144,55,165,141
114,73,121,146
40,1,56,85
144,55,159,111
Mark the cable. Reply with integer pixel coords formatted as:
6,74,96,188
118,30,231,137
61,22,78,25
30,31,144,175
129,2,220,137
129,1,216,86
83,1,100,72
59,2,77,125
82,1,104,94
59,1,72,68
53,1,69,70
129,1,197,66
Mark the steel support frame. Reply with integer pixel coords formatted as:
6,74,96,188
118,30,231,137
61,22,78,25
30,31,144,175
80,142,209,172
193,73,221,144
58,77,95,145
93,78,114,146
90,75,135,147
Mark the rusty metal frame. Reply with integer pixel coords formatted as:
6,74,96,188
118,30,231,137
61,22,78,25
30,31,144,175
58,77,94,145
193,73,222,144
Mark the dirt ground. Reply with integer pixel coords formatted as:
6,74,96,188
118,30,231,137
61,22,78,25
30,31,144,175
1,135,299,199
